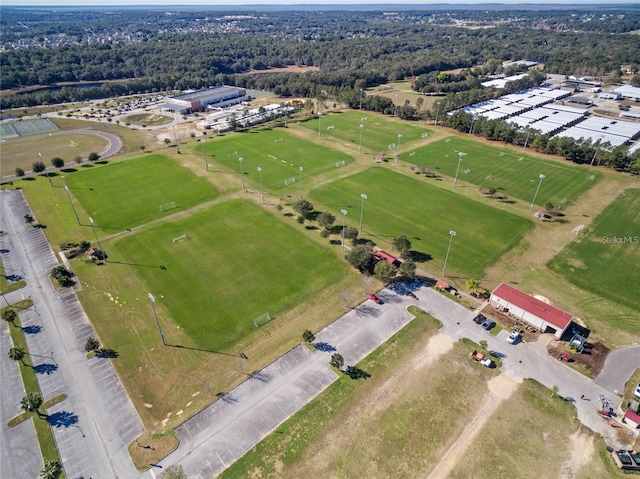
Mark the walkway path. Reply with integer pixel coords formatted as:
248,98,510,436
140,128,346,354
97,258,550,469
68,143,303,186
0,189,144,479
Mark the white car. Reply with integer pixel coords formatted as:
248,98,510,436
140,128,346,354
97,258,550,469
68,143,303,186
507,330,520,344
634,384,640,399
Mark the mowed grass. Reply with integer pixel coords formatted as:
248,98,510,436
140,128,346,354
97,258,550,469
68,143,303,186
110,200,348,350
404,136,601,208
310,168,533,278
65,154,218,230
548,188,640,334
200,128,353,190
0,132,109,175
300,110,431,153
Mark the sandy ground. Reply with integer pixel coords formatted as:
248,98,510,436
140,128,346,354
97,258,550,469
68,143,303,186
560,430,595,479
425,374,521,479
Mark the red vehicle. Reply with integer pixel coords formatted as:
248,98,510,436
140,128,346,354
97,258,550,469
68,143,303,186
369,294,381,304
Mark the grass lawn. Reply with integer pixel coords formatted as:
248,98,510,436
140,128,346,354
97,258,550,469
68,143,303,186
0,133,109,175
109,200,348,351
548,188,640,335
299,110,431,154
310,168,533,278
200,128,354,191
123,114,173,127
404,136,601,208
65,154,218,230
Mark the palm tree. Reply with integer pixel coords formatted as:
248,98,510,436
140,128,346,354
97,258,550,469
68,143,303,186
465,279,481,297
40,460,62,479
2,308,17,325
21,392,44,418
8,345,26,365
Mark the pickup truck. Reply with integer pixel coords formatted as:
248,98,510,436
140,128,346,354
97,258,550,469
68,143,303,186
507,330,520,344
470,350,495,368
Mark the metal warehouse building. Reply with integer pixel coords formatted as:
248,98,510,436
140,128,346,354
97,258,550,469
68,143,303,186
161,86,248,113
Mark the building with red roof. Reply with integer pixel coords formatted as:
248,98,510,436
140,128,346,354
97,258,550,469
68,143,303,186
489,283,574,339
374,250,398,265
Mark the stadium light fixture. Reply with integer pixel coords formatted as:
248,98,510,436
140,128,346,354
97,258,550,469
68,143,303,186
239,157,245,192
359,193,367,232
529,174,546,212
172,126,180,154
340,209,348,251
318,112,322,138
148,293,166,346
257,167,264,204
442,230,456,277
454,152,466,187
359,88,364,110
395,134,402,164
523,127,531,150
299,166,304,200
359,124,364,153
200,139,208,171
88,217,104,257
469,115,478,135
64,186,80,225
435,101,441,126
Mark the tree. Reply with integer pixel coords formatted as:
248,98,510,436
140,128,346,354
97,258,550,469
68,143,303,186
393,235,412,257
15,167,25,177
9,345,26,365
21,392,44,418
374,260,397,284
87,152,100,162
465,279,481,296
140,145,146,152
316,211,336,230
292,199,314,218
2,308,17,325
40,460,62,479
164,138,171,145
84,337,100,352
51,265,74,287
544,202,554,212
51,157,64,169
73,155,82,164
302,330,316,343
330,353,344,370
479,340,488,350
399,259,417,280
24,214,34,224
159,464,187,479
346,244,374,272
344,227,359,245
32,160,46,174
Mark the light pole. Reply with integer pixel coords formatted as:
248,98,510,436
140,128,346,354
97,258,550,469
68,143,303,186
442,230,456,277
529,174,546,212
359,193,367,232
523,128,531,150
148,293,166,346
200,139,208,171
359,124,364,153
435,101,441,126
469,115,477,135
359,88,364,110
317,112,322,138
590,146,600,166
172,125,180,154
257,167,264,204
395,134,402,164
454,152,466,187
298,166,303,200
340,209,348,251
64,186,80,225
88,217,104,256
39,152,52,186
238,157,245,192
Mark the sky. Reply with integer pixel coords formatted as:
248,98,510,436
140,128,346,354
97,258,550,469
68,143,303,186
4,0,638,5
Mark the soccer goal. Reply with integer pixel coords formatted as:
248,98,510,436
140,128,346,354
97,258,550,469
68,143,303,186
335,160,346,168
172,233,187,243
160,201,177,212
253,312,272,327
284,177,296,186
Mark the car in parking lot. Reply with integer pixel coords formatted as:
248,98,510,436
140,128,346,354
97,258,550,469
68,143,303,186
473,314,486,324
481,319,496,331
634,384,640,399
507,330,520,344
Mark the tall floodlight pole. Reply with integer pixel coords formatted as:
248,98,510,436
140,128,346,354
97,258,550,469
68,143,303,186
172,126,180,154
359,88,364,110
340,209,348,251
238,157,245,192
257,167,264,204
395,134,403,165
442,230,456,277
200,139,208,170
88,217,104,255
590,146,600,167
529,174,546,212
454,152,466,187
469,115,477,135
64,186,81,225
523,128,531,150
298,166,304,200
317,112,322,138
359,124,364,153
359,193,367,232
148,293,166,346
39,152,52,186
435,101,441,126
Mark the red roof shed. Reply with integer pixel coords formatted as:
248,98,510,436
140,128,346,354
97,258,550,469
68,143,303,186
624,409,640,428
436,279,450,290
374,250,398,264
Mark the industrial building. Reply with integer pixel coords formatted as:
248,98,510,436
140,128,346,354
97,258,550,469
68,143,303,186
160,86,249,113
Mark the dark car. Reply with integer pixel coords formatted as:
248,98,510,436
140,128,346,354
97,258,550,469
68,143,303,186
481,319,496,330
473,314,486,324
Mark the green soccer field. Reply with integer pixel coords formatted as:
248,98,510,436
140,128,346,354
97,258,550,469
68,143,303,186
403,136,601,208
310,168,533,278
200,129,354,190
548,188,640,331
300,110,432,154
65,154,218,230
109,200,348,351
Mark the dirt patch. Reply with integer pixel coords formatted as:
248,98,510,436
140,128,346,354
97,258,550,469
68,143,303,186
547,341,610,377
561,430,595,478
238,65,320,76
426,374,521,479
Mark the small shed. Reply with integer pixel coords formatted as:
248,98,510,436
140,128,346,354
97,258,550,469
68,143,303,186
374,250,398,265
623,409,640,429
436,279,449,290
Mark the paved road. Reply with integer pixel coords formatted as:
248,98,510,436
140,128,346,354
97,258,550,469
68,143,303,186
0,189,144,479
595,346,640,395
